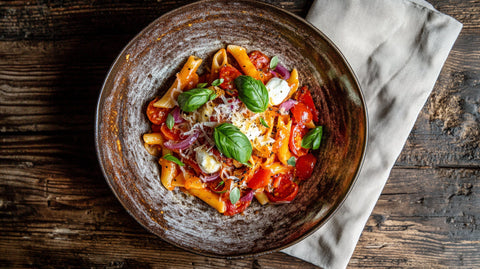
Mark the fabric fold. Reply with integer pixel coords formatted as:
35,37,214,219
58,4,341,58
282,0,462,268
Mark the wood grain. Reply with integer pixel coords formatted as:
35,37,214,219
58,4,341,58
1,0,479,268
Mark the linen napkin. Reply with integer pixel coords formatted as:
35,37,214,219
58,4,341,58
282,0,462,268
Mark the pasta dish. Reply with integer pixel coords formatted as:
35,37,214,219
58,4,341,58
143,45,322,216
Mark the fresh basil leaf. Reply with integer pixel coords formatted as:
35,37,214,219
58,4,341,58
166,113,174,129
287,156,296,166
270,55,279,70
229,187,240,204
234,75,269,113
177,88,214,112
211,78,224,87
260,117,269,128
301,126,323,150
213,123,252,165
197,82,208,88
163,153,185,166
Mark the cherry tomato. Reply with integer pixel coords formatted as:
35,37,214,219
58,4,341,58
219,65,242,91
291,102,313,125
160,124,181,141
224,199,251,216
248,51,270,71
146,98,169,125
266,173,299,203
295,153,317,180
289,123,308,157
248,51,275,83
296,86,319,123
247,168,272,189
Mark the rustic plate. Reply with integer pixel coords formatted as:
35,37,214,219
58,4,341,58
95,0,367,257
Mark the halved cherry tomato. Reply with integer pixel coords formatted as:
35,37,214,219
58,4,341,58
224,199,251,216
248,51,275,83
266,173,298,203
291,102,313,125
248,51,270,71
224,200,250,216
289,123,308,157
219,65,242,91
146,98,169,125
296,86,319,123
247,168,272,189
295,153,317,180
160,124,181,141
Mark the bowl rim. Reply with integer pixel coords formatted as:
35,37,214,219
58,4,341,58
95,0,368,259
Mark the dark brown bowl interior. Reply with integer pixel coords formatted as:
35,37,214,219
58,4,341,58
95,0,367,257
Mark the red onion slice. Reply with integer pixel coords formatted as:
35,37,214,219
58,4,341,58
279,99,297,112
240,189,255,202
200,172,220,182
163,132,199,150
274,64,290,80
172,107,184,123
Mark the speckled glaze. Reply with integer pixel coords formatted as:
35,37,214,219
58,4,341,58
95,0,367,258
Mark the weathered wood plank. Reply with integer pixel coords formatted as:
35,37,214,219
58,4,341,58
1,134,479,268
351,168,480,268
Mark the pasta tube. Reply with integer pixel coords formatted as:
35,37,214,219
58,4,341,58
274,115,293,165
154,55,203,108
210,48,228,80
227,45,261,80
143,133,164,145
159,148,178,191
284,68,299,102
186,188,226,213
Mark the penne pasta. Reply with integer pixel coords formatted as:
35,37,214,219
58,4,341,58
227,45,261,80
274,115,293,165
210,48,228,80
284,68,299,102
144,142,161,156
186,188,226,213
183,172,205,189
154,55,203,108
143,133,164,145
159,147,177,191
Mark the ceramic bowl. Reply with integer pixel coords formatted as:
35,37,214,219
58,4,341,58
95,0,367,257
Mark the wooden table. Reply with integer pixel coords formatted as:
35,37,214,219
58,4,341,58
1,1,478,268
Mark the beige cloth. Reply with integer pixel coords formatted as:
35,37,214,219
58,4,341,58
282,0,462,268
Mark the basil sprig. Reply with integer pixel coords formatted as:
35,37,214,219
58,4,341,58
211,78,224,87
166,113,174,129
229,187,240,205
287,156,296,166
301,126,323,150
213,123,252,165
177,87,216,112
234,75,269,113
162,153,185,166
270,55,279,70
